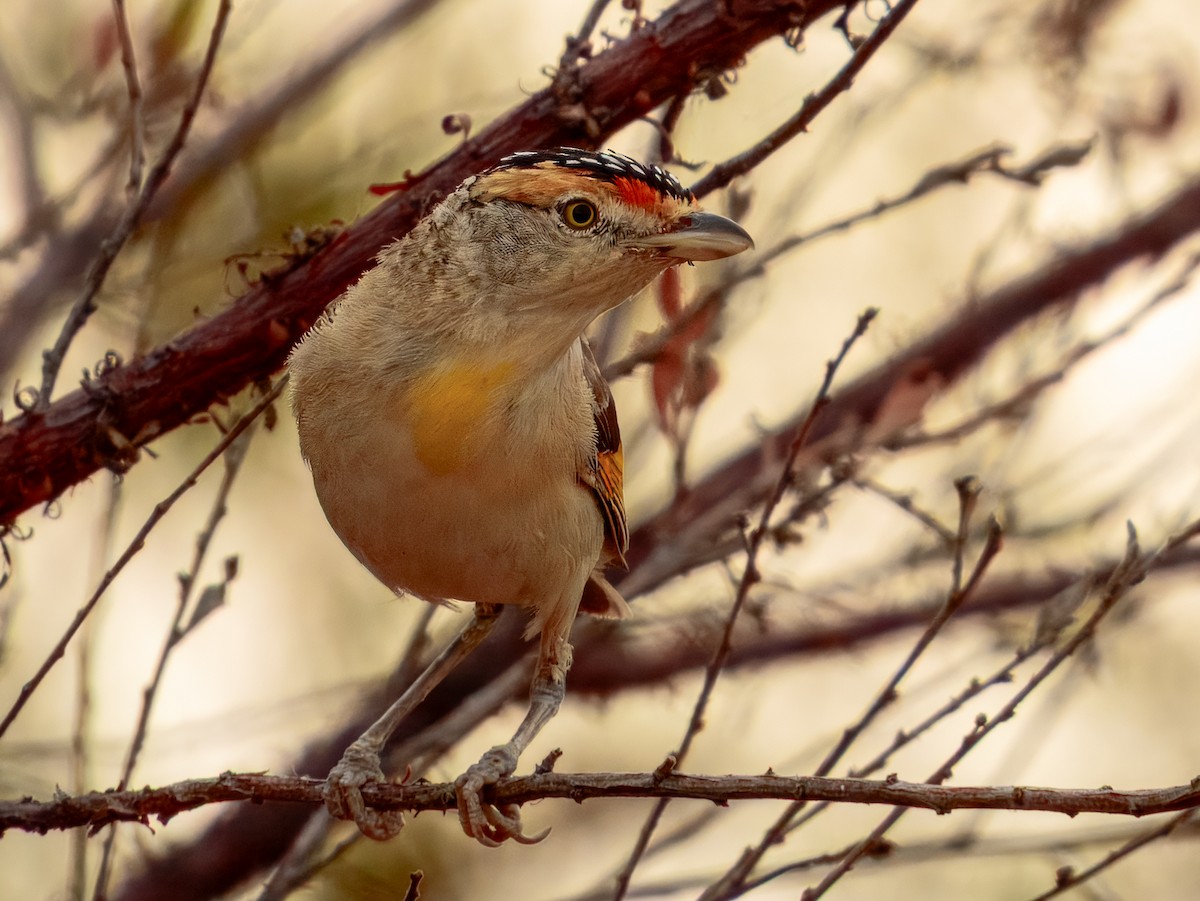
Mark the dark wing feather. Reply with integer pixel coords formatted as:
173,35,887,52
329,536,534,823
579,336,629,569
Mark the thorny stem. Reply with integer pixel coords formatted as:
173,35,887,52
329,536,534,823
37,0,232,407
0,378,286,742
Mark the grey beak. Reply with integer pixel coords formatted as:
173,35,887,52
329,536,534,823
632,211,754,262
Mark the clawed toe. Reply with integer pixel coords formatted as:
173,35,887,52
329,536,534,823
325,742,405,841
455,746,549,846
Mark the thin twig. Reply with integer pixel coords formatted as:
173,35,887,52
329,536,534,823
854,477,958,547
37,0,233,407
0,377,286,741
558,0,613,75
1025,810,1197,901
801,520,1171,899
715,139,1095,306
777,608,1055,845
701,507,1003,901
691,0,923,198
68,479,120,901
92,420,254,899
110,0,145,198
894,250,1200,451
611,310,876,901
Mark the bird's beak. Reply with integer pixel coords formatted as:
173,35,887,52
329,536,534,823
631,211,754,262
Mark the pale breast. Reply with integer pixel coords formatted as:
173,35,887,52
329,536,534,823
295,346,604,610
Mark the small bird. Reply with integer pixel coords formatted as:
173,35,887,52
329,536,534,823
289,147,752,845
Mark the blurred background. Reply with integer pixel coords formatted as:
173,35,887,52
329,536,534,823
2,0,1200,898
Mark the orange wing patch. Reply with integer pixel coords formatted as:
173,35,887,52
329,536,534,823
579,338,629,568
592,440,628,565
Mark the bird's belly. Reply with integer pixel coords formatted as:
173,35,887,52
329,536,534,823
306,421,602,608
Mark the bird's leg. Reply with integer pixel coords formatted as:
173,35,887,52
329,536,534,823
325,603,501,840
456,629,573,846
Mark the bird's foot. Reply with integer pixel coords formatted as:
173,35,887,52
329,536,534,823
455,745,549,847
324,740,405,840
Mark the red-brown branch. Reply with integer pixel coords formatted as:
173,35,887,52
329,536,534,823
0,0,828,526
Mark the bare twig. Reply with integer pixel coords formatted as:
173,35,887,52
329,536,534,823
773,626,1053,847
854,477,957,547
111,0,146,197
69,480,121,901
0,377,285,741
801,520,1175,900
612,310,876,901
557,0,613,77
738,139,1094,280
92,421,254,899
700,504,1004,901
691,0,923,198
4,770,1198,836
37,0,233,407
1026,810,1197,901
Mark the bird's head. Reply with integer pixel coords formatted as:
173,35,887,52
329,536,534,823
437,149,752,328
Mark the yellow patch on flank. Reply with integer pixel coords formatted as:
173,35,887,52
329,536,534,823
406,359,516,475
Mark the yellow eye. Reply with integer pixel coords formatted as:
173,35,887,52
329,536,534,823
562,200,598,230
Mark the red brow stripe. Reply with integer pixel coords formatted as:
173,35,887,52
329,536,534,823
613,175,661,211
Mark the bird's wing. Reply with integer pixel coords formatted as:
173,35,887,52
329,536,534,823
578,337,631,619
579,336,629,569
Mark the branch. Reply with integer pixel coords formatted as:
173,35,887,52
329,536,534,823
0,0,840,526
36,0,234,406
692,0,923,198
613,310,876,900
5,771,1198,836
0,378,285,741
619,170,1200,595
106,544,1200,901
0,0,445,375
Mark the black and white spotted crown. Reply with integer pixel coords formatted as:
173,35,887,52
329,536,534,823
494,148,693,203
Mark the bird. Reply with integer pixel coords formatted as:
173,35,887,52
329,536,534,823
288,147,753,846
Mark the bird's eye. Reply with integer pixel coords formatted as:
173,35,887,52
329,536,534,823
561,200,598,230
